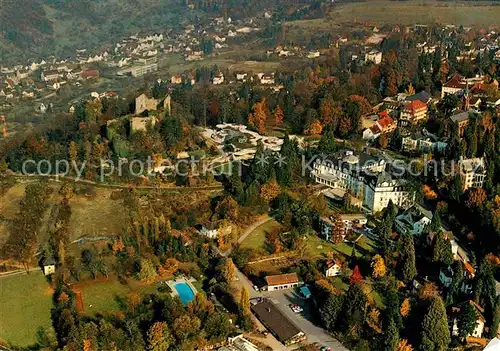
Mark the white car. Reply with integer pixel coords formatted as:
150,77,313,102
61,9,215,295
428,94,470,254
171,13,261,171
253,285,259,292
289,304,303,313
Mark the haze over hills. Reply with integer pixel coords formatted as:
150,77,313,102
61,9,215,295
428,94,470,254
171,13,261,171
0,0,196,63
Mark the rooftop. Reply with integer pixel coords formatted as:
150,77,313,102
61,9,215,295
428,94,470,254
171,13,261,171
265,273,300,286
251,299,303,343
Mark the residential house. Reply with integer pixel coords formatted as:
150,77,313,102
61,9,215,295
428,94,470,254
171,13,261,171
42,257,56,276
451,301,485,338
406,90,432,104
400,100,428,125
319,215,344,242
212,73,224,85
171,75,183,84
235,73,248,82
80,69,100,80
395,205,432,236
401,130,448,154
197,221,232,239
441,74,467,98
458,157,487,191
339,214,367,235
362,124,382,141
260,74,275,85
324,260,342,277
264,273,303,291
365,50,383,64
41,70,61,82
218,335,260,351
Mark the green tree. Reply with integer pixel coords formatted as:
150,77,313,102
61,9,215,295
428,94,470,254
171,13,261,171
398,234,417,283
320,293,344,331
450,175,463,202
340,284,367,337
456,302,477,339
384,318,399,351
420,297,450,351
432,232,453,266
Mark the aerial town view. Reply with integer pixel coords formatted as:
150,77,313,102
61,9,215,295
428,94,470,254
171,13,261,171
1,0,500,350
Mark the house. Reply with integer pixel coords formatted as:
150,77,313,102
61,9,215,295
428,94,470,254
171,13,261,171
406,90,432,104
377,115,397,133
401,130,448,154
212,73,224,85
41,70,61,82
451,301,485,338
251,299,306,345
320,215,345,242
80,69,100,80
340,214,367,235
441,74,467,98
365,50,383,64
395,205,432,236
450,111,474,137
363,124,382,141
235,73,247,82
219,335,260,351
260,74,275,85
400,100,428,125
264,273,303,291
484,338,500,350
197,221,232,239
130,116,158,132
171,75,182,84
42,257,56,276
458,157,487,191
307,51,320,59
324,260,342,277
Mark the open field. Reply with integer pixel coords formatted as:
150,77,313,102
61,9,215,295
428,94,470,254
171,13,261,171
305,234,377,260
68,187,128,240
240,219,282,253
0,272,54,347
287,1,500,30
0,182,25,244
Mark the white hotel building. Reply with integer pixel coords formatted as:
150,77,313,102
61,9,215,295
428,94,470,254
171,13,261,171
312,151,415,213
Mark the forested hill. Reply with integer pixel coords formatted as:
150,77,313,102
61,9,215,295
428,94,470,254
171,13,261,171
0,0,195,64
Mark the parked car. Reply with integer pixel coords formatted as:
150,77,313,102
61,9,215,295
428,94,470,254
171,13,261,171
320,347,331,351
289,304,303,313
253,285,259,292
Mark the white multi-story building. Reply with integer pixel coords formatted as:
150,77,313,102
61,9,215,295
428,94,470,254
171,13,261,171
458,157,487,191
363,172,415,213
365,50,383,64
312,151,414,213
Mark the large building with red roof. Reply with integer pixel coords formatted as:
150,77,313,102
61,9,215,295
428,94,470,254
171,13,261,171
400,100,428,125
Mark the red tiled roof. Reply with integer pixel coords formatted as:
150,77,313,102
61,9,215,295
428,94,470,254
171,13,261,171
378,110,389,118
265,273,300,286
464,262,476,276
444,74,466,89
377,116,395,129
405,100,427,112
370,124,382,134
81,69,99,78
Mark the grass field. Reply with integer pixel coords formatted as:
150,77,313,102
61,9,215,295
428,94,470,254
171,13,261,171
240,219,282,253
287,0,500,30
305,234,377,259
68,187,129,240
0,272,54,347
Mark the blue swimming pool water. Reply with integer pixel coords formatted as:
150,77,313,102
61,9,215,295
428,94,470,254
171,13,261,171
174,282,195,305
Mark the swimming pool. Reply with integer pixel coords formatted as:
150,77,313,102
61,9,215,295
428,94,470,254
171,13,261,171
174,282,195,305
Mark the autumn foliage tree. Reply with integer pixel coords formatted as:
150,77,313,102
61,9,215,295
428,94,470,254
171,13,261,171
371,254,387,279
273,105,284,125
465,188,487,209
305,119,323,135
260,177,280,203
350,265,363,285
248,99,268,134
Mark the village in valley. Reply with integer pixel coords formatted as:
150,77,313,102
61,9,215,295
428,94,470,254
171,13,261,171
1,1,500,351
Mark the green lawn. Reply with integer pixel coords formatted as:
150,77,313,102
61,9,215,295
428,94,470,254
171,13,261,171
240,219,281,253
0,272,54,347
79,280,133,315
306,234,377,259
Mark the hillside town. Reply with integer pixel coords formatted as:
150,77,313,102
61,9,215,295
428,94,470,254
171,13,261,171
1,2,500,351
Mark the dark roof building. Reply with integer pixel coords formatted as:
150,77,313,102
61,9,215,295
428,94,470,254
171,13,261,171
251,299,306,345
